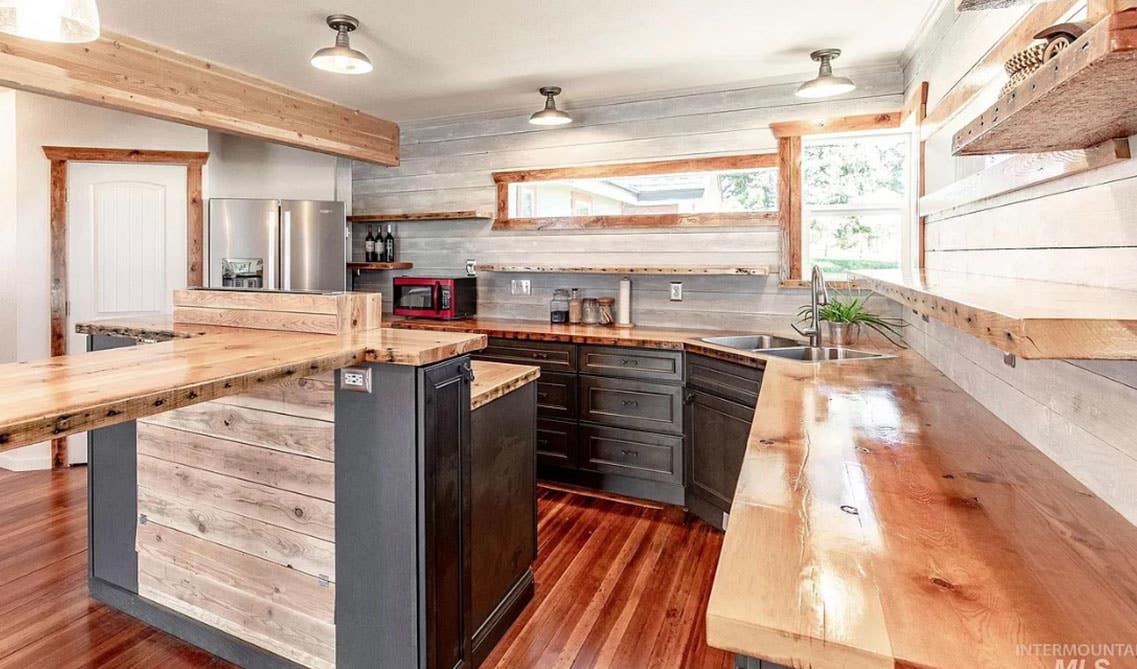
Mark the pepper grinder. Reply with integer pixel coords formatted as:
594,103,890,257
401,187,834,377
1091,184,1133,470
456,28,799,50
615,276,635,329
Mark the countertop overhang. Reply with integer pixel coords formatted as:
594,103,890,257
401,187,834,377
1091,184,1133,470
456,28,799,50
0,317,486,452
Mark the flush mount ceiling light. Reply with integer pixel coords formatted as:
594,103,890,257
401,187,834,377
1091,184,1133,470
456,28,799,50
529,86,573,126
310,14,373,75
796,49,857,99
0,0,100,43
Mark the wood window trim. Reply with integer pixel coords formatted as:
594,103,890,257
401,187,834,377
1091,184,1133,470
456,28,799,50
492,153,780,231
777,107,913,280
45,146,209,469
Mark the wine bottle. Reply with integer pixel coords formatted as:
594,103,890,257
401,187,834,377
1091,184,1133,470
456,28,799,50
364,226,376,262
383,224,396,263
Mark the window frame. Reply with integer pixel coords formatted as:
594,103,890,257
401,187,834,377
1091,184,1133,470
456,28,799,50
492,153,781,231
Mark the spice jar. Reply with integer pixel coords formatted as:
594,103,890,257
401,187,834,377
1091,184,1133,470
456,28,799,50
550,289,570,324
581,297,601,324
598,297,615,325
568,288,583,324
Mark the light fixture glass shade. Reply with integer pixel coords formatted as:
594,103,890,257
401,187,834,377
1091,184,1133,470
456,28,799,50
311,14,373,75
310,45,373,74
796,48,856,99
0,0,100,43
529,86,572,126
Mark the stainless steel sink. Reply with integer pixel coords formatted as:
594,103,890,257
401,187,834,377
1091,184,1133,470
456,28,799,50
754,346,889,362
700,334,803,351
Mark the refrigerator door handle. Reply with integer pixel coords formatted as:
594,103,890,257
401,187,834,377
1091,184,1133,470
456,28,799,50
282,210,292,291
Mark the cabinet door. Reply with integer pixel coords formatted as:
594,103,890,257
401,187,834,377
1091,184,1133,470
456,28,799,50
420,358,473,669
686,389,754,513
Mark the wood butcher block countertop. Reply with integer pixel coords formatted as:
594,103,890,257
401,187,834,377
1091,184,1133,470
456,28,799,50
0,316,486,453
707,347,1137,669
469,361,540,411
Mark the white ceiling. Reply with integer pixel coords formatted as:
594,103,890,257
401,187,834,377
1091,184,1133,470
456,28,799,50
97,0,939,124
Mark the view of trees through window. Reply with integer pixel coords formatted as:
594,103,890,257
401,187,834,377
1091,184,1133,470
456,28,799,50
802,133,910,278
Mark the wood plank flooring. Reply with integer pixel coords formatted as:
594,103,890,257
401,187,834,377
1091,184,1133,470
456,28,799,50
0,467,730,668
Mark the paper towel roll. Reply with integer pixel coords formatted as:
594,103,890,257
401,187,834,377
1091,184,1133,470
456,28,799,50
617,277,632,326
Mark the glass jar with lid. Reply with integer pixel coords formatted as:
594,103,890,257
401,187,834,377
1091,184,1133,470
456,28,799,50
550,288,571,324
581,297,602,324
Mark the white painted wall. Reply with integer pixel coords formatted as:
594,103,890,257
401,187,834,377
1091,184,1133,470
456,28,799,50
205,132,341,201
351,69,906,330
0,91,17,366
903,2,1137,524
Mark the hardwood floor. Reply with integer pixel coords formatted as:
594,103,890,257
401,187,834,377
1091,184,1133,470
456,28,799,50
0,467,730,668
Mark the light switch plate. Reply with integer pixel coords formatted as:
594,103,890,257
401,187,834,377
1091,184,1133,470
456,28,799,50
465,259,477,276
669,282,683,301
340,367,372,393
511,279,532,295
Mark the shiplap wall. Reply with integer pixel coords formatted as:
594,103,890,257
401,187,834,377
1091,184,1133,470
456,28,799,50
904,1,1137,524
351,71,904,330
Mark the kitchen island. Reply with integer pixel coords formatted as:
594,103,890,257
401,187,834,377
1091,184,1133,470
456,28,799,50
0,304,549,669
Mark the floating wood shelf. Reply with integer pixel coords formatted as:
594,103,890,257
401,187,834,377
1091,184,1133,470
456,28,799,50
953,11,1137,155
955,0,1040,11
853,269,1137,359
347,262,413,271
347,210,493,223
474,264,771,276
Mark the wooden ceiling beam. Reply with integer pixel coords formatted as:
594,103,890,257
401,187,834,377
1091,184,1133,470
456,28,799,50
769,112,900,138
0,31,399,166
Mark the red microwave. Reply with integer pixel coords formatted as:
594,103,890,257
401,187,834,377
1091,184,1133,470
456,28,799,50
392,276,477,320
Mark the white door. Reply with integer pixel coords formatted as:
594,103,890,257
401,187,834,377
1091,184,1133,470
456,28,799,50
66,163,188,464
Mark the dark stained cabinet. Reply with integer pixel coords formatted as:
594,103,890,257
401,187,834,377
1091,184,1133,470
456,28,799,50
537,418,578,470
536,371,578,420
420,359,474,669
685,354,763,531
579,375,684,436
580,424,682,484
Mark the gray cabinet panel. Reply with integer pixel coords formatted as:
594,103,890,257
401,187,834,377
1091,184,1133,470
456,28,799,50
580,345,684,383
475,338,577,373
580,424,682,484
536,371,577,420
537,418,578,470
686,389,754,513
687,354,763,407
579,375,684,436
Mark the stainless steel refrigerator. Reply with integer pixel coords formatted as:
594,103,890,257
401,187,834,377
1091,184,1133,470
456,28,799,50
207,199,348,291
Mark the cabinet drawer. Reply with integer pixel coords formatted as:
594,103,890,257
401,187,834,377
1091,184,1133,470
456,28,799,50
579,346,683,382
536,372,577,420
579,375,683,435
475,338,577,373
537,419,577,470
580,425,681,484
687,354,763,407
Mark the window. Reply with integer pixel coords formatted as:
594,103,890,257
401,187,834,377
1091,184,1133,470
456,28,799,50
493,154,779,230
800,132,913,280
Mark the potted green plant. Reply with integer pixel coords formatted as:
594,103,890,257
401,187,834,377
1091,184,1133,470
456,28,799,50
797,292,907,347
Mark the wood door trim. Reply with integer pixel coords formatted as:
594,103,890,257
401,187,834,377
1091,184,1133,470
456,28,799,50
46,146,209,468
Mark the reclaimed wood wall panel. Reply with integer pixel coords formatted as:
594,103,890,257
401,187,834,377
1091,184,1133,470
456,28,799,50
351,73,904,329
141,403,334,461
210,371,335,422
138,556,335,669
0,31,398,165
172,290,382,335
901,1,1137,521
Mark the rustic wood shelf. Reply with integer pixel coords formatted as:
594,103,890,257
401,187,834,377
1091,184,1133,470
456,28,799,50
955,0,1039,11
347,262,413,271
347,210,493,223
953,11,1137,155
474,264,771,276
853,268,1137,359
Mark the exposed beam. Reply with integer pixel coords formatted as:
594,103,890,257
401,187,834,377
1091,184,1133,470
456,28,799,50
492,154,778,184
770,112,900,138
0,31,399,165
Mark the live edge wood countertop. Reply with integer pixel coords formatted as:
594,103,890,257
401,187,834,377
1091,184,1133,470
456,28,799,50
0,316,486,453
388,317,1137,668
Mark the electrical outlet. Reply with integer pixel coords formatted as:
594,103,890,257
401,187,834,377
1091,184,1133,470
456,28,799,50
511,279,532,295
340,367,372,393
465,259,477,276
669,282,683,302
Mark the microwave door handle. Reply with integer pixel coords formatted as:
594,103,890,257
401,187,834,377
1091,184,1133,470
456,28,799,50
282,210,292,291
433,282,440,313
